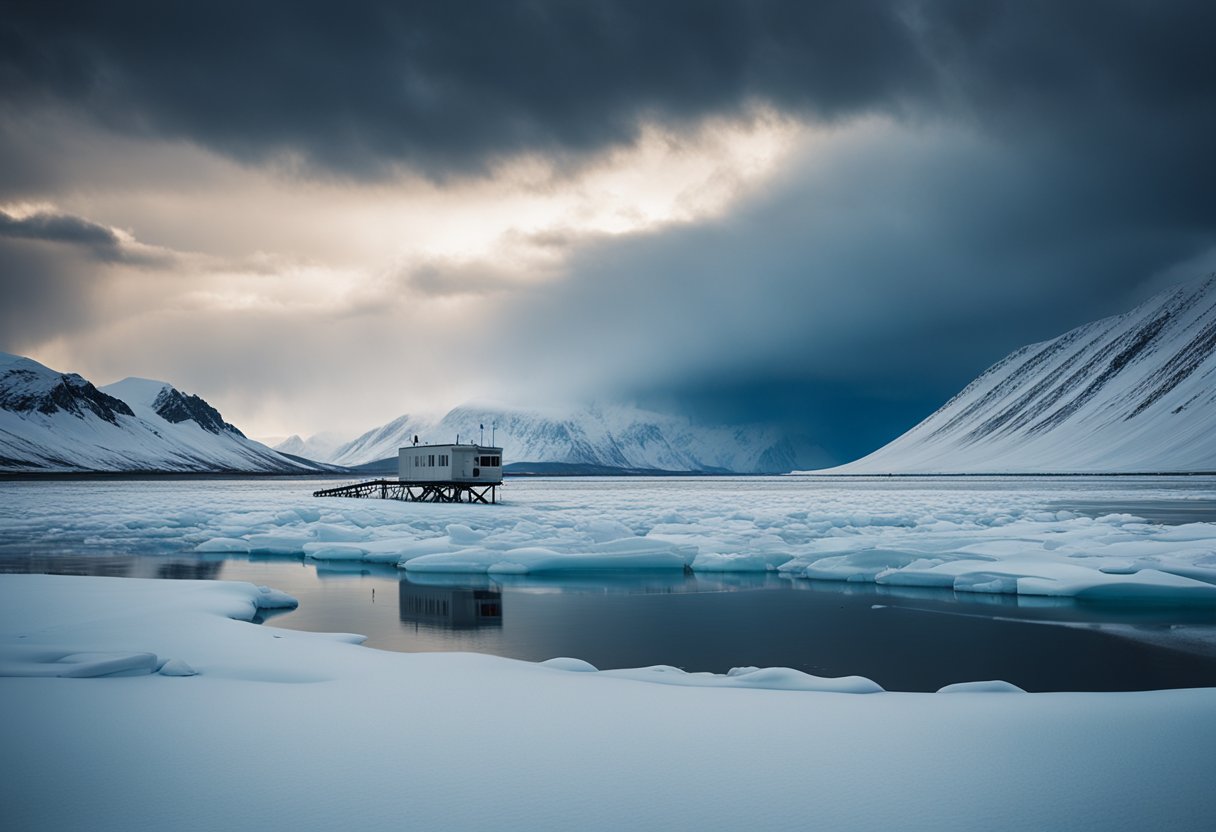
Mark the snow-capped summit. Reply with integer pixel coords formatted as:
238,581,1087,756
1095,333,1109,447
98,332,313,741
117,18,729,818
102,378,245,437
821,274,1216,474
0,354,319,473
272,432,346,462
326,400,829,473
0,352,134,426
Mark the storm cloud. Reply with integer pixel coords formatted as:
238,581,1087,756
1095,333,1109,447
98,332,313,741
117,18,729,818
0,1,1213,459
1,2,1209,178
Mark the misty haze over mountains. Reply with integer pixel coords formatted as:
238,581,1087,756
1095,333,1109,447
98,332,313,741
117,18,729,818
294,403,831,474
5,275,1216,475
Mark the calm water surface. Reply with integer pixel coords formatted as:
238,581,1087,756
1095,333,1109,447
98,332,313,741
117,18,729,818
6,551,1216,692
4,475,1216,692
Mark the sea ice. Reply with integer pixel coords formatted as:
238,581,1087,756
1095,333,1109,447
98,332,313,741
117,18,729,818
2,574,1214,831
6,476,1216,603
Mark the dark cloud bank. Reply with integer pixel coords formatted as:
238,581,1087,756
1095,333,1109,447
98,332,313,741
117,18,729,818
1,1,1214,461
2,1,1210,179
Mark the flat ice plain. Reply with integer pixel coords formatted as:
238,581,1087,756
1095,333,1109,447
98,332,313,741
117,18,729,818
3,476,1216,830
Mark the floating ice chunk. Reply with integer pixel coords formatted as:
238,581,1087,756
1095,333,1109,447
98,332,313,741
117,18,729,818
194,537,251,553
937,680,1027,694
1098,560,1141,575
956,541,1038,557
577,519,636,543
312,523,369,543
593,537,698,567
158,658,198,676
1153,564,1216,586
404,546,532,573
691,553,773,572
405,543,690,574
954,573,1021,594
604,664,884,693
254,586,298,609
0,646,160,677
245,532,310,555
446,524,486,544
1035,569,1216,604
801,549,927,582
540,657,599,672
303,544,370,561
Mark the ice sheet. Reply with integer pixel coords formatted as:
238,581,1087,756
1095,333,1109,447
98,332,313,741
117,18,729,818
1,574,1215,832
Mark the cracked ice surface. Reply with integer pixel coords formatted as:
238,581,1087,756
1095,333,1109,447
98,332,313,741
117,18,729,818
3,476,1216,602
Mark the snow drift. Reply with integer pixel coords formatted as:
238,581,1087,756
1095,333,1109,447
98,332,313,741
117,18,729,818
2,574,1215,831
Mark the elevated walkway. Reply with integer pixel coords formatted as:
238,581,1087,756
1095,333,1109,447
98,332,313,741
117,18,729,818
313,479,499,504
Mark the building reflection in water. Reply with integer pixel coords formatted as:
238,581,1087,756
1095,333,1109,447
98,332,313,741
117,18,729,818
398,578,502,629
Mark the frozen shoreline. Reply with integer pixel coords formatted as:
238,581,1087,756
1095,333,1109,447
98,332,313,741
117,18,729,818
2,573,1215,831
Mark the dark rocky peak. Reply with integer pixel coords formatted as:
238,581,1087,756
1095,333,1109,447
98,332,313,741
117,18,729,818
0,364,134,425
151,387,245,437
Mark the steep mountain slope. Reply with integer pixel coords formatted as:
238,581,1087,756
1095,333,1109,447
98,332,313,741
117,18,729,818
0,353,319,472
825,275,1216,474
327,403,828,473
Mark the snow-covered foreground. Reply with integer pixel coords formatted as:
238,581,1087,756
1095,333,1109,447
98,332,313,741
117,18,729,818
5,476,1216,605
1,574,1214,832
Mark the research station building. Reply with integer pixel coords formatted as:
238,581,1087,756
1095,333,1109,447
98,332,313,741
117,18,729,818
398,443,503,485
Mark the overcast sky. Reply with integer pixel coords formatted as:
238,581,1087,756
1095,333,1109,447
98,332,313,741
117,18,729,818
2,1,1213,462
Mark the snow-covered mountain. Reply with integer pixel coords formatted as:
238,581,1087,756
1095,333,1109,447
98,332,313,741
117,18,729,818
0,352,321,473
823,275,1216,474
272,432,346,462
326,402,829,473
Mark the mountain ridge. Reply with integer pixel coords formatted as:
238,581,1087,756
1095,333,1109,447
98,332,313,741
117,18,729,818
305,401,828,473
0,354,320,473
817,274,1216,474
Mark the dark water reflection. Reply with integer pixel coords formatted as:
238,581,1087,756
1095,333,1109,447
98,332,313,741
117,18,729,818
6,552,1216,692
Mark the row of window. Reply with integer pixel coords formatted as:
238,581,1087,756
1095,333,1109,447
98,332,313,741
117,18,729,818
410,453,499,467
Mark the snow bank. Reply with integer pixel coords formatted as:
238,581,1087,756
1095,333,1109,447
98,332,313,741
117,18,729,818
2,574,1215,832
599,664,885,693
0,646,161,678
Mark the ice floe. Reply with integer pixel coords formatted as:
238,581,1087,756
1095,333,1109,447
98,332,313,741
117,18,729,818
4,477,1216,603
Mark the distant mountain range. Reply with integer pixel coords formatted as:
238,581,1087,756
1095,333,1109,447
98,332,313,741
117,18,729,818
282,403,831,474
821,274,1216,474
0,350,825,475
11,273,1216,476
0,352,321,473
